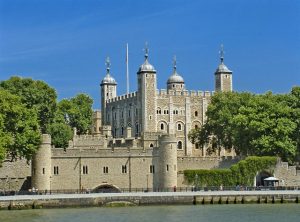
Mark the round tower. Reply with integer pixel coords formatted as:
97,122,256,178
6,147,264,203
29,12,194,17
158,134,178,190
31,134,52,191
100,57,117,126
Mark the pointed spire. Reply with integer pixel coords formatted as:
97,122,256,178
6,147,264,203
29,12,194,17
219,44,224,64
105,56,111,74
143,42,149,61
173,55,177,74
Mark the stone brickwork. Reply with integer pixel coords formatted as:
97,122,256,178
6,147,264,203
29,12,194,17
274,161,300,186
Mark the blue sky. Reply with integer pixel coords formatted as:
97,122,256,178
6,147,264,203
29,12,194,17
0,0,299,109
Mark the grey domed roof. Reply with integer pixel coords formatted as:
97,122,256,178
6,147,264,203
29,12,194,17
101,57,117,85
101,73,117,85
167,72,185,84
167,56,185,84
215,62,232,73
138,59,156,72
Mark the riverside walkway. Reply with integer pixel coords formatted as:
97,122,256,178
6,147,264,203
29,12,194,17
0,190,300,209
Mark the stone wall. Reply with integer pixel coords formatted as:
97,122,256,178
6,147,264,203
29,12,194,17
274,161,300,186
0,159,31,191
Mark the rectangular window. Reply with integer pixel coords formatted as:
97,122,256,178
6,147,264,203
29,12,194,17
103,166,109,174
150,165,155,174
83,165,88,174
166,164,169,172
42,168,45,174
122,165,127,174
54,166,59,175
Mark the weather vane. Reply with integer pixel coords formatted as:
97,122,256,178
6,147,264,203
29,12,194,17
105,56,111,73
219,44,225,63
173,55,177,72
144,42,149,59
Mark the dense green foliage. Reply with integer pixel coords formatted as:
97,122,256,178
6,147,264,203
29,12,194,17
47,93,93,148
189,87,300,163
0,76,94,162
0,76,57,133
184,156,277,186
0,89,41,163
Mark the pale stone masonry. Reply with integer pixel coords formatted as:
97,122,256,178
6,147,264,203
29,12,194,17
29,46,235,191
1,46,299,192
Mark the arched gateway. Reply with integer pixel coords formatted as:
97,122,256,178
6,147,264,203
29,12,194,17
92,184,121,193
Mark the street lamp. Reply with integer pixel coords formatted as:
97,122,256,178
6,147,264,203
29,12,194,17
195,174,198,191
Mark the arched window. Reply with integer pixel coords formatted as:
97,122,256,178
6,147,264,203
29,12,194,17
177,141,183,149
195,111,198,117
177,123,182,131
150,143,154,148
195,125,199,129
121,127,124,135
160,123,164,130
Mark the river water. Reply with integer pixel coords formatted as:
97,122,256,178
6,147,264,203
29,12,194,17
0,204,299,222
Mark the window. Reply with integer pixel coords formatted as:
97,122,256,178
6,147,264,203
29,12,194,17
83,165,88,174
122,165,127,174
42,168,45,174
150,165,155,174
103,166,109,174
149,143,154,148
177,141,183,149
160,123,164,130
177,123,182,131
166,164,169,172
54,166,59,175
195,143,199,149
195,125,199,129
149,115,152,120
136,124,139,134
195,111,198,117
121,127,124,135
128,109,131,117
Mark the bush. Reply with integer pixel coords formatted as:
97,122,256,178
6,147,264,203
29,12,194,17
184,156,277,186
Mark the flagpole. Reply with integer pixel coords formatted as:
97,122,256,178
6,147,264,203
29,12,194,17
126,43,129,94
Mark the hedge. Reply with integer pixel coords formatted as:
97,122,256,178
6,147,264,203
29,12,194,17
184,156,277,186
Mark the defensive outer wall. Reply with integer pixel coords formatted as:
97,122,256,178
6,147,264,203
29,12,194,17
0,191,299,210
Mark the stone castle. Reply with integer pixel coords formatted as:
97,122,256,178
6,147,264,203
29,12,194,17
1,46,299,192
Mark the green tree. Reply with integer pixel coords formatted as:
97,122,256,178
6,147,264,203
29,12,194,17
57,93,93,135
0,76,57,133
47,93,93,148
189,90,298,163
0,89,41,163
46,122,73,148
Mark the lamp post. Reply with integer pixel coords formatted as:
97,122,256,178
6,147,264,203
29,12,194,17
195,174,198,191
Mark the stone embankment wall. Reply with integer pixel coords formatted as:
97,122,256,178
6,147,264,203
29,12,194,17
0,191,299,210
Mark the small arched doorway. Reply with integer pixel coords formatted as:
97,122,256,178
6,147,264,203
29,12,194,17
93,184,121,193
256,171,272,186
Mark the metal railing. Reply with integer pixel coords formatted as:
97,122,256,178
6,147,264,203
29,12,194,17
0,186,299,196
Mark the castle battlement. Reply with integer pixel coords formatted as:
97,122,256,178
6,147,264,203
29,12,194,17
107,91,137,103
156,89,213,97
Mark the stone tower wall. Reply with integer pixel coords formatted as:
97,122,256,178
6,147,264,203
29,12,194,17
31,134,51,191
158,134,178,189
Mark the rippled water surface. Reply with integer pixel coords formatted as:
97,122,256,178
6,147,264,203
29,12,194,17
0,204,299,222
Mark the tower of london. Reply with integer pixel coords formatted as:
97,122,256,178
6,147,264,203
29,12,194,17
1,45,237,192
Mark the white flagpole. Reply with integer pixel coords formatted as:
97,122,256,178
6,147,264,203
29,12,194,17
126,43,129,94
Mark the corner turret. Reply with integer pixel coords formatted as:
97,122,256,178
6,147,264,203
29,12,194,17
215,44,233,92
31,134,52,191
